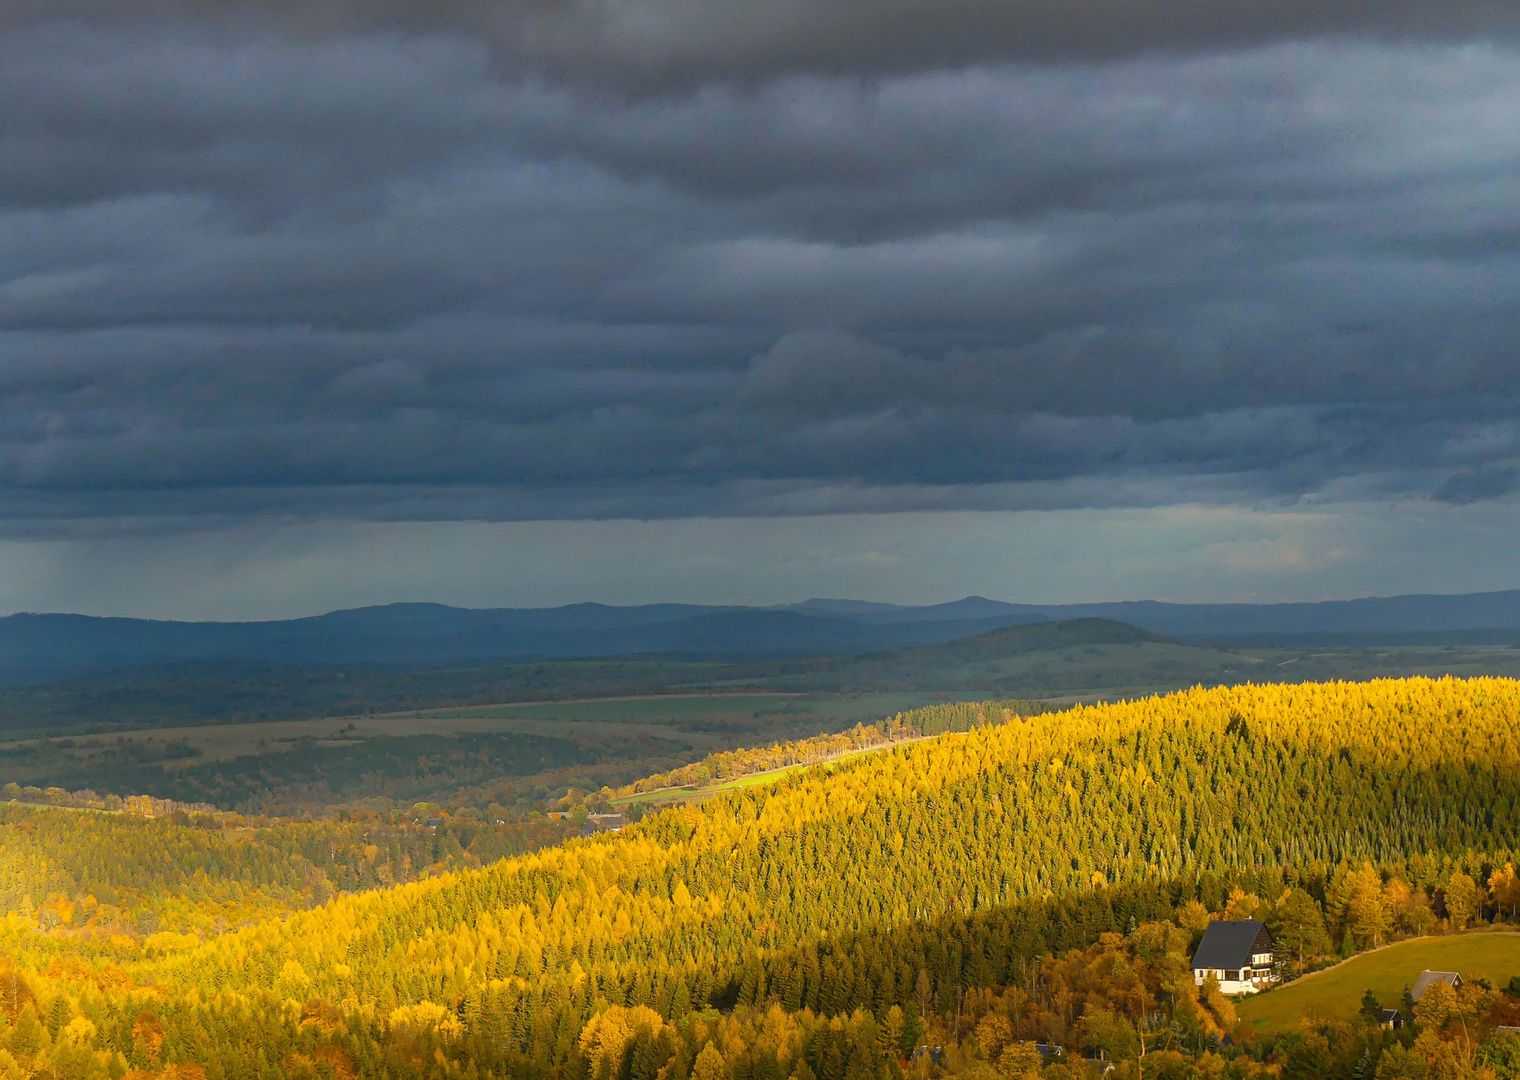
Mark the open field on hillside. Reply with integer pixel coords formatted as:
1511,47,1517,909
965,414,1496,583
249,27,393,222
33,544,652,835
1238,930,1520,1030
609,735,938,807
610,757,821,807
0,690,987,762
416,692,800,724
0,658,746,737
0,713,723,763
425,690,995,724
0,689,1000,814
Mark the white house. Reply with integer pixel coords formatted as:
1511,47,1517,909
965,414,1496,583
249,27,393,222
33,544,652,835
1191,920,1277,996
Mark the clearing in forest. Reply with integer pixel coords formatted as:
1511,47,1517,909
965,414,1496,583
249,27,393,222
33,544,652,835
1237,931,1520,1030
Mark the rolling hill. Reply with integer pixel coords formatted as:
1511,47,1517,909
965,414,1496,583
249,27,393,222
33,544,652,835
745,617,1254,695
6,678,1520,1080
0,602,1049,679
9,588,1520,679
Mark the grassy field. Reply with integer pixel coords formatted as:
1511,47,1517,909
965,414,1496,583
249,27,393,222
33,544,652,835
416,693,799,723
1238,931,1520,1030
0,691,979,764
609,761,807,807
609,738,920,809
0,712,725,763
419,691,994,725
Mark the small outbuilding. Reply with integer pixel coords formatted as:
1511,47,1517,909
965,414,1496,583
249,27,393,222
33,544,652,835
1191,920,1276,996
1411,970,1463,1002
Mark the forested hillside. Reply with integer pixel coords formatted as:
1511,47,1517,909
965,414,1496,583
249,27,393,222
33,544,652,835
0,803,573,938
7,679,1520,1080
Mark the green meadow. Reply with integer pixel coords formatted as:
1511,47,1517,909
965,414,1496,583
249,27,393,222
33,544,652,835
1238,931,1520,1030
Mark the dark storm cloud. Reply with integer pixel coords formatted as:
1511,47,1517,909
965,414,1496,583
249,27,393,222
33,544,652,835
2,25,1520,535
1432,468,1518,505
2,0,1519,85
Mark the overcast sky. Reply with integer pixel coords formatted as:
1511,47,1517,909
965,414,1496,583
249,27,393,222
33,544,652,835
4,0,1520,617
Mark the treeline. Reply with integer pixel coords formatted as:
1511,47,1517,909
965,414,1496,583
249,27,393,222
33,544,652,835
0,802,576,941
0,784,216,816
6,679,1520,1079
3,729,701,819
612,701,1052,798
0,659,730,733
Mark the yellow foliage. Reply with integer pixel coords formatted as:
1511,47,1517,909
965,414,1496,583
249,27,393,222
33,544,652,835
12,678,1520,1080
388,1002,463,1039
692,1042,727,1080
996,1042,1043,1079
143,932,201,957
974,1013,1012,1060
579,1006,668,1075
62,1016,96,1046
1199,976,1237,1032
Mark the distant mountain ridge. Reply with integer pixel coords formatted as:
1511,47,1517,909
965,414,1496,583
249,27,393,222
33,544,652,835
0,603,1050,677
4,589,1520,677
787,591,1520,635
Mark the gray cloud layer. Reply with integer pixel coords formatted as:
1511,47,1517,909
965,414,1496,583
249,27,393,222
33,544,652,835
2,22,1520,535
4,0,1520,85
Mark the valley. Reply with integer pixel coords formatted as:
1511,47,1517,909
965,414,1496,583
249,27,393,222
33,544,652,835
7,616,1520,826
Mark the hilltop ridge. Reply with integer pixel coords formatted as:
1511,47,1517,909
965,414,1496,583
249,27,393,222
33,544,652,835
8,588,1520,678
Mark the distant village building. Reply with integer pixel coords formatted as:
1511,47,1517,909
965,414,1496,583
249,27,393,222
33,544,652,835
548,811,623,833
1379,1009,1405,1030
1032,1044,1112,1074
1190,920,1276,996
1411,970,1463,1001
586,813,624,833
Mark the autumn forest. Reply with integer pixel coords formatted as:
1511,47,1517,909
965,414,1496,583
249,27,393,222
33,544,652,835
4,676,1520,1080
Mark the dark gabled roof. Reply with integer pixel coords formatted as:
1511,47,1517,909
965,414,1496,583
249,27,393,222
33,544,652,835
1191,920,1271,970
1412,971,1462,1001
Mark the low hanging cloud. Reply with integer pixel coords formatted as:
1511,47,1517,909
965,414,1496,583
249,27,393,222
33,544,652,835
1432,467,1518,505
0,23,1519,536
